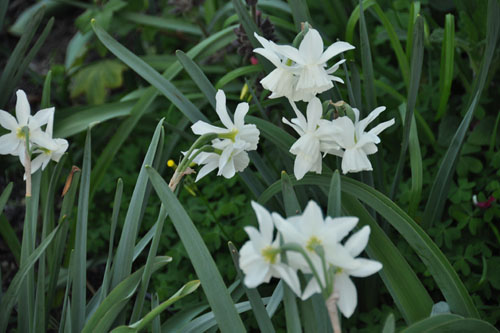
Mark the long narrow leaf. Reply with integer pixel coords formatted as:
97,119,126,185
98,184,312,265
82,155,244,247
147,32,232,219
435,14,455,120
287,0,311,30
401,314,498,333
146,166,245,332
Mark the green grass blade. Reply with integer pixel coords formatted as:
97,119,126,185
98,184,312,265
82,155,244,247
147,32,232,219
58,251,74,333
280,172,303,333
152,293,161,333
341,194,432,323
91,21,207,123
176,50,217,109
401,314,498,333
423,0,499,229
405,2,420,62
119,12,202,35
228,242,276,333
0,0,8,32
46,169,81,316
0,223,62,333
111,120,163,289
231,0,259,47
100,178,123,301
0,182,13,221
389,16,424,200
0,184,20,264
41,70,52,109
215,65,263,90
327,170,341,218
146,166,246,333
71,128,92,332
0,6,44,107
82,257,171,333
435,14,455,120
130,205,168,322
287,0,311,29
121,280,201,332
358,0,376,113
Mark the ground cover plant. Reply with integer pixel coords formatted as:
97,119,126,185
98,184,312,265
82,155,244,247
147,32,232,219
0,0,499,332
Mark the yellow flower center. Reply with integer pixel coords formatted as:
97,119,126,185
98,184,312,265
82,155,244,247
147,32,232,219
261,246,279,264
16,127,26,139
306,236,322,252
218,129,238,142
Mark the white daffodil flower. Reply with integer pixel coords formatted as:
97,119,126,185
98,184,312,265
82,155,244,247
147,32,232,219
333,226,382,318
239,202,301,297
191,90,259,151
253,33,300,100
188,90,259,181
283,98,340,180
0,90,57,158
29,112,69,174
275,29,354,101
330,106,395,174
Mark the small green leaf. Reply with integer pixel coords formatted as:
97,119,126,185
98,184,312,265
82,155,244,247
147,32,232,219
70,60,127,105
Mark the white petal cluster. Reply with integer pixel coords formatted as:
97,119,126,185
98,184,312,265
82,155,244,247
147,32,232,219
0,90,68,173
283,100,394,179
239,200,382,318
189,90,260,181
254,28,354,102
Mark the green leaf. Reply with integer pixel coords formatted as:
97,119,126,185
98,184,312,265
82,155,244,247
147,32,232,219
113,280,200,333
435,14,455,120
70,60,127,105
0,223,62,333
82,257,172,333
390,16,424,200
423,0,499,228
41,70,52,109
71,128,92,332
0,0,8,32
327,170,341,218
0,184,20,263
401,314,498,333
287,0,311,30
91,21,207,123
146,166,245,333
228,242,275,333
120,12,202,35
111,120,163,289
215,65,263,90
382,313,395,333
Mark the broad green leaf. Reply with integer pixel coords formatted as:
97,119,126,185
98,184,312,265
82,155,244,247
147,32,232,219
327,170,341,218
70,60,127,105
111,120,163,290
423,0,499,228
0,223,61,332
228,242,275,333
120,12,202,35
71,128,92,332
382,313,395,333
82,257,172,333
146,166,245,333
41,70,52,109
390,16,424,200
401,314,498,333
435,14,455,120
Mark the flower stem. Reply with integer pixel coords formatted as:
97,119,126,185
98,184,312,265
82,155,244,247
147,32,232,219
326,292,341,333
23,127,32,197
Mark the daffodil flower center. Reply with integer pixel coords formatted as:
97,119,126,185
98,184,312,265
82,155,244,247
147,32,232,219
16,127,26,139
306,236,322,252
218,129,238,142
39,147,52,155
285,59,293,66
261,246,280,264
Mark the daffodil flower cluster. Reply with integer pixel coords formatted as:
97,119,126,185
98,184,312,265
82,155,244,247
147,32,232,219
239,200,382,318
0,90,68,175
255,27,395,179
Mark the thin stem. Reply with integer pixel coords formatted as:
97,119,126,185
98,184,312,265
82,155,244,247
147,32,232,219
23,128,32,197
326,292,341,333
